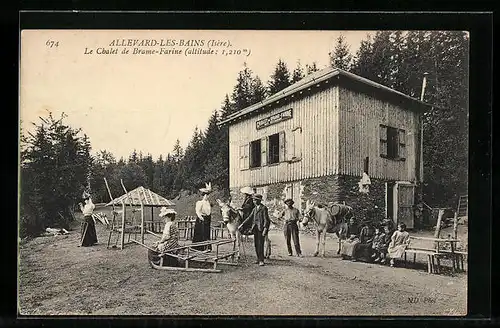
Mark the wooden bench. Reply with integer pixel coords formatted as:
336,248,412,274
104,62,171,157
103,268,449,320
404,248,443,274
404,236,465,274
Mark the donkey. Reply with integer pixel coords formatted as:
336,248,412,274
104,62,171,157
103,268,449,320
302,200,351,257
216,199,272,259
216,199,245,259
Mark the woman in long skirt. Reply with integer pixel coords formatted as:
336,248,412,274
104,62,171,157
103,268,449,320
79,192,98,247
352,219,375,262
340,218,361,259
148,207,181,267
192,182,213,250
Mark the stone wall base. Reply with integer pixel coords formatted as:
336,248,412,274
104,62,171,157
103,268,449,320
230,174,394,227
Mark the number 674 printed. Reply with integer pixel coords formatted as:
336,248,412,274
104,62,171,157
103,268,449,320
45,40,59,48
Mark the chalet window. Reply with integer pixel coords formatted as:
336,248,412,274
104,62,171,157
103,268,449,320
268,133,280,164
243,130,290,170
380,125,406,161
250,139,262,168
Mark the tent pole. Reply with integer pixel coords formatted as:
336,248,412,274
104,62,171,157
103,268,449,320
141,204,145,244
151,207,154,232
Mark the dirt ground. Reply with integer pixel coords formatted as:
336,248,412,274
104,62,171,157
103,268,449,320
18,215,467,316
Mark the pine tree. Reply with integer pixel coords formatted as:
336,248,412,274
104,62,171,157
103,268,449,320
202,111,226,188
329,34,353,70
152,155,164,194
291,60,305,83
250,76,267,104
370,31,394,86
20,112,92,236
267,59,292,95
220,94,234,118
351,34,377,81
231,63,254,112
305,62,319,75
171,139,184,163
128,149,139,164
389,31,407,92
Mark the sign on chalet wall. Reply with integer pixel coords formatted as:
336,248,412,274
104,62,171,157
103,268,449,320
256,108,293,130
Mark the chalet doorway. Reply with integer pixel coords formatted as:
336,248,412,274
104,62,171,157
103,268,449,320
386,181,415,229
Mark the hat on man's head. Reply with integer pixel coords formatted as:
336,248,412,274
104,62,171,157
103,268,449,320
240,186,254,195
159,207,177,217
199,182,212,194
284,198,294,205
252,194,263,200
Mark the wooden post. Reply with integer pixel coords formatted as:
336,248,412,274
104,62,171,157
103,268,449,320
120,201,126,250
141,204,145,244
452,211,458,241
151,207,154,232
450,239,456,273
433,209,444,249
214,243,219,270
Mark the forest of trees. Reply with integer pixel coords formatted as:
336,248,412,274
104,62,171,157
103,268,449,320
20,31,469,237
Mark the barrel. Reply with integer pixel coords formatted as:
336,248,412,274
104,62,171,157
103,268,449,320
329,203,353,218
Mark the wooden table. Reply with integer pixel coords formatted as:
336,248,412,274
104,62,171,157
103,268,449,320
406,236,462,273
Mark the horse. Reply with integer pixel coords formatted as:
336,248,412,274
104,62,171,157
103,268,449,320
301,200,353,257
216,199,272,260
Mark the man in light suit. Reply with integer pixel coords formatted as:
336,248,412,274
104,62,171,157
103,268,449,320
238,194,270,266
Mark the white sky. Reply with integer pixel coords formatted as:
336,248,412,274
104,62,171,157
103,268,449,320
20,30,373,160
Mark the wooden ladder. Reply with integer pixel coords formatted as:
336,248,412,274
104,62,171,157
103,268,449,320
457,194,468,218
452,194,468,240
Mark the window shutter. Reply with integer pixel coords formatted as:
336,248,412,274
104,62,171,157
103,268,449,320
284,129,295,161
398,129,406,160
379,125,387,157
279,131,286,162
293,127,302,160
240,144,249,170
261,137,268,166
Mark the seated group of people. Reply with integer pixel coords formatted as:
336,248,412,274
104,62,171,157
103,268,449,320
340,217,410,267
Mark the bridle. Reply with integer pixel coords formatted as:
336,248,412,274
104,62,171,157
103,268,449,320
220,203,240,224
302,206,317,226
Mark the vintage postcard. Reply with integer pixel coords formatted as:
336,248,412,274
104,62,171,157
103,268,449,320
19,28,469,316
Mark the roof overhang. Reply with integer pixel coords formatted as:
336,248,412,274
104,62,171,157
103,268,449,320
218,68,433,127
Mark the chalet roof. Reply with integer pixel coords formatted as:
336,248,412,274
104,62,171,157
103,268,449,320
218,67,433,126
106,186,175,207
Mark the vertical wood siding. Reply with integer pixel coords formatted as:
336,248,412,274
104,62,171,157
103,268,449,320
229,85,340,188
338,86,420,181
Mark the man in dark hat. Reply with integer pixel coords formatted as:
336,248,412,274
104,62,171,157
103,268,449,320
238,194,270,266
279,198,303,257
